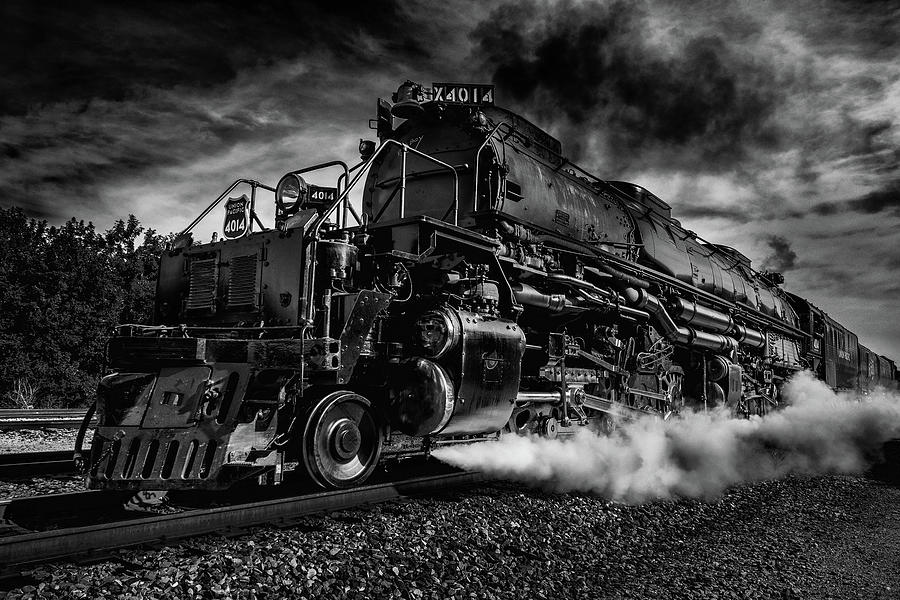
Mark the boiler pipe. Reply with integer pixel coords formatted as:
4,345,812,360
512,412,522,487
672,298,766,349
623,288,736,352
595,262,651,290
672,298,734,333
511,282,567,312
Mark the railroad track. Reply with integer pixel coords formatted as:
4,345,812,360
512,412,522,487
0,450,81,478
0,409,93,430
0,468,482,576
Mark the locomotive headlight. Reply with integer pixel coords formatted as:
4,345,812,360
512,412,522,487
275,173,308,213
415,309,459,358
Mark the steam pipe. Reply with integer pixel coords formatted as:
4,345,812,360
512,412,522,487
672,297,734,333
516,392,562,403
569,289,649,321
617,305,651,320
595,262,650,290
547,273,615,299
672,298,766,349
731,323,767,349
511,282,566,312
623,288,686,342
689,330,739,353
623,288,736,352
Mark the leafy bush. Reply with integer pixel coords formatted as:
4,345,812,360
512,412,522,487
0,207,168,407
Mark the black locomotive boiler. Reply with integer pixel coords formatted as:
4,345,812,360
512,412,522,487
77,81,899,491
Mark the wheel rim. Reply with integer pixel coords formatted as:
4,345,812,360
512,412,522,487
302,392,382,489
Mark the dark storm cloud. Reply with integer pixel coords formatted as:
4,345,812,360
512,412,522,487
788,0,900,59
803,181,900,217
760,235,798,272
798,266,856,294
469,0,900,205
0,92,279,217
675,203,753,224
0,0,433,221
847,182,900,214
472,0,785,169
0,0,421,115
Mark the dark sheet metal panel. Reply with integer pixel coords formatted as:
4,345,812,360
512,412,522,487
155,229,306,328
755,286,774,317
493,147,635,258
365,120,476,224
439,312,525,435
631,215,691,278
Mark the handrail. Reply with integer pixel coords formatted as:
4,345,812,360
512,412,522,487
337,161,366,226
286,160,351,229
178,179,275,236
303,139,460,324
310,139,459,240
473,122,515,211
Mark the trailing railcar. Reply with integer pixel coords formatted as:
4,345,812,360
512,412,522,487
76,80,896,492
823,316,859,390
877,356,897,390
858,344,878,392
856,345,896,392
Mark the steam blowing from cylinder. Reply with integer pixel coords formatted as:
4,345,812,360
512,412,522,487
433,371,900,503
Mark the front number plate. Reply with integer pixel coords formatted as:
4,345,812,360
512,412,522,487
431,83,494,106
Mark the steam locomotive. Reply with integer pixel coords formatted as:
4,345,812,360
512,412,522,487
77,80,899,491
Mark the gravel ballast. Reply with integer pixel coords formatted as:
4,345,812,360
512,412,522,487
0,475,85,500
0,429,89,455
1,473,898,599
0,429,90,499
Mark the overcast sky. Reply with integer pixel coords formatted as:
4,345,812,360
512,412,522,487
2,0,898,360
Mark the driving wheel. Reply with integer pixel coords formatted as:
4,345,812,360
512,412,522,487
302,391,383,489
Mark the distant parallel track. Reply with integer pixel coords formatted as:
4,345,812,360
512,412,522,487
0,470,483,576
0,409,92,430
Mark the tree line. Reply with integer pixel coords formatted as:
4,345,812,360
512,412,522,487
0,207,168,408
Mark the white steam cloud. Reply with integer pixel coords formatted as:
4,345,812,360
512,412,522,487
433,372,900,503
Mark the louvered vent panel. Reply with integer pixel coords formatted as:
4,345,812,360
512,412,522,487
186,258,218,312
227,253,259,309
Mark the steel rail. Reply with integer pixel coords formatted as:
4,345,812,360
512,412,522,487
0,409,94,431
0,450,84,478
0,471,483,575
0,490,109,529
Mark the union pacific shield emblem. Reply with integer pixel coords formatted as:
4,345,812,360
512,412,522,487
223,195,250,239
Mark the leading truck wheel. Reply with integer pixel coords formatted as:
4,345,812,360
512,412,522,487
302,391,383,489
